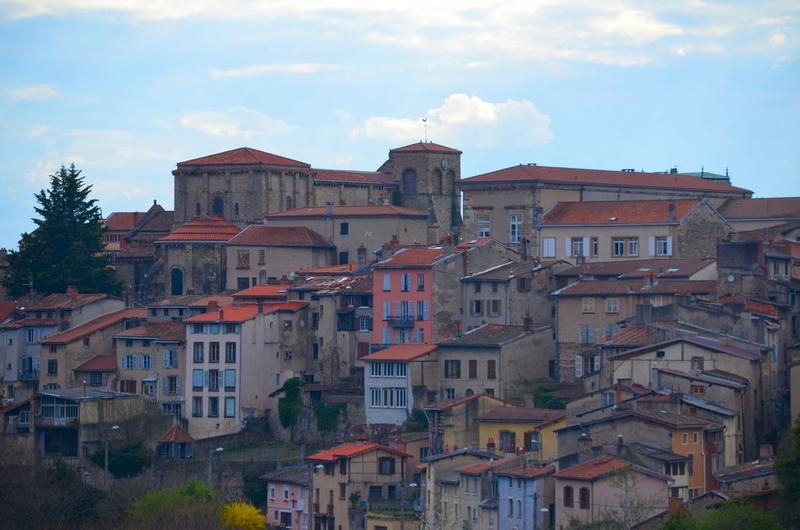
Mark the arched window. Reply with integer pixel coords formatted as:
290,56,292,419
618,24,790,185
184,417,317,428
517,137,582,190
195,203,201,217
212,196,224,217
286,196,293,210
563,485,573,507
234,203,240,216
579,487,590,509
465,389,474,397
170,268,183,296
433,169,443,195
402,168,417,195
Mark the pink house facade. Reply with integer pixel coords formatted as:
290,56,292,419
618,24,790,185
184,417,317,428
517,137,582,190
553,455,671,529
263,466,310,530
372,248,441,348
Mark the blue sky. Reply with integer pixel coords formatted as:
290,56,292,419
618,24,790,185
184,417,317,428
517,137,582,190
0,1,798,248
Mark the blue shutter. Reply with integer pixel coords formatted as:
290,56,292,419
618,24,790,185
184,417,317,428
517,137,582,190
162,351,169,368
203,370,210,389
423,301,429,321
176,376,182,395
138,354,144,369
162,376,169,395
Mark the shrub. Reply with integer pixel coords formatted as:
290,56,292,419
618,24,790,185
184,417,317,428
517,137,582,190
222,501,266,530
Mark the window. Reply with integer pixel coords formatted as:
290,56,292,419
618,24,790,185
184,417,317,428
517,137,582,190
582,297,595,313
339,483,347,500
338,251,349,264
237,277,249,290
192,396,203,417
120,380,136,393
401,273,411,291
27,329,35,344
167,375,179,395
123,354,137,370
444,388,455,400
340,222,349,235
369,485,382,499
605,298,619,314
508,498,514,517
225,342,236,363
613,238,625,257
579,487,590,509
205,342,219,363
224,369,236,391
517,277,531,292
687,453,694,476
579,325,596,344
208,369,219,391
417,273,425,291
524,431,541,452
563,486,573,507
47,359,58,375
224,397,235,417
499,431,516,452
477,214,491,237
192,369,203,391
208,397,219,417
628,238,639,256
444,360,461,378
487,360,496,379
83,337,90,347
692,432,699,444
681,433,688,445
509,214,522,243
358,317,372,332
490,299,501,316
142,355,152,370
378,457,396,475
571,237,585,257
89,372,103,386
691,356,704,370
471,300,483,316
591,237,599,257
193,343,204,363
655,236,671,256
163,350,178,368
468,360,478,379
542,237,556,258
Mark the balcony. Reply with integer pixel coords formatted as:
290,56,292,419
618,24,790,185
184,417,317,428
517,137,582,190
385,317,415,328
18,370,39,382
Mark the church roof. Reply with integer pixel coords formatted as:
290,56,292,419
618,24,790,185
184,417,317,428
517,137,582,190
228,225,332,247
177,147,311,168
390,142,462,155
157,216,240,243
313,168,395,185
266,204,427,219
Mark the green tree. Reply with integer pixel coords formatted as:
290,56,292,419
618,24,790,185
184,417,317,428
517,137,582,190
777,415,800,528
89,443,153,478
4,164,121,297
701,501,782,530
278,378,304,435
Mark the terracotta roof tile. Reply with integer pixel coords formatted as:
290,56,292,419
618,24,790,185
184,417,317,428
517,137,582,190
553,279,716,297
313,168,396,185
177,147,310,168
115,322,186,342
0,317,57,329
457,456,517,475
460,164,751,194
0,301,20,323
556,258,715,280
719,197,800,220
362,344,437,362
42,308,147,345
296,263,360,276
228,225,332,247
266,204,427,219
609,335,763,362
232,283,290,300
375,247,443,268
607,325,664,346
543,199,699,225
104,211,146,231
553,455,631,480
307,442,411,462
390,142,462,154
73,355,117,372
496,464,556,479
429,392,513,411
185,304,260,324
157,216,240,243
477,406,565,423
26,292,117,311
160,424,194,443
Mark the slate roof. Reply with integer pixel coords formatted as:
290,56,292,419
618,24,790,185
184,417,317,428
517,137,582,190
542,199,699,225
390,142,462,154
719,197,800,220
266,204,427,219
157,216,240,243
461,259,545,282
177,147,310,168
460,164,751,194
631,442,690,463
41,308,147,345
228,225,331,247
437,324,545,348
714,459,774,484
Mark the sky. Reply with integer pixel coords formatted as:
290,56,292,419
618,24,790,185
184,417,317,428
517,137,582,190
0,0,798,249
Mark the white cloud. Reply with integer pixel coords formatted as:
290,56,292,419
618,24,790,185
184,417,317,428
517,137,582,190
210,63,347,79
180,106,294,137
7,84,58,100
769,32,787,46
354,93,551,147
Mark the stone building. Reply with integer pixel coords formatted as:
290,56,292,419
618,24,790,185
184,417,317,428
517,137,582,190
458,164,751,255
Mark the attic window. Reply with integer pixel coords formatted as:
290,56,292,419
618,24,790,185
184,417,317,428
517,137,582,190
666,268,680,273
609,217,618,222
656,350,666,358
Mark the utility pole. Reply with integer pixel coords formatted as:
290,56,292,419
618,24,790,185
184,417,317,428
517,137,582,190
104,424,119,489
207,446,223,486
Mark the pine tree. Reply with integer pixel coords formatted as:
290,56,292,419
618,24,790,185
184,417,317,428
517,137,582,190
4,164,122,297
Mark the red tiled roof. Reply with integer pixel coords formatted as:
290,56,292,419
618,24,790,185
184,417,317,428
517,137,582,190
189,294,236,309
556,258,715,280
115,322,186,342
296,263,360,276
431,392,513,411
74,355,117,372
232,284,290,300
263,301,308,314
390,142,462,154
455,237,493,250
607,325,663,346
554,455,631,481
266,204,427,219
0,301,19,323
718,295,780,318
160,424,194,443
313,169,395,185
0,317,57,329
457,456,517,475
42,308,147,345
185,304,260,324
477,407,566,423
177,147,310,168
307,442,411,462
461,165,751,194
496,464,556,480
543,199,699,225
26,292,116,311
157,216,240,243
554,279,716,297
362,344,437,362
228,225,331,247
104,211,145,232
719,197,800,220
375,247,443,268
610,335,763,362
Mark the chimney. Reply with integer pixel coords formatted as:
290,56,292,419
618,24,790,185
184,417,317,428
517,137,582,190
668,202,676,223
66,285,79,300
153,199,157,206
669,167,678,174
207,300,220,312
577,432,592,463
487,437,496,454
